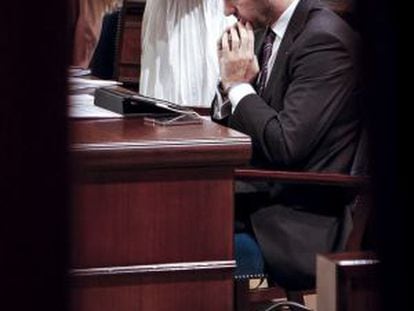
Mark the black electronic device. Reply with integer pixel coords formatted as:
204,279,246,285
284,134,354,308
94,87,197,116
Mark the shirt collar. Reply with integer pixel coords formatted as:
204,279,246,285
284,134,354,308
271,0,301,39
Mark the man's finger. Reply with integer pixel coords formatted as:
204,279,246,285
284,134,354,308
229,27,240,51
245,22,255,54
221,31,230,52
237,22,249,54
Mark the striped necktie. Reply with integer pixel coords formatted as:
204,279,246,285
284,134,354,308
256,29,276,96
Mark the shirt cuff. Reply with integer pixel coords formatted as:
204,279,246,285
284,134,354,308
212,88,232,120
228,83,256,113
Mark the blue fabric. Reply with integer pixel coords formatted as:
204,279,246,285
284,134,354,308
234,233,265,277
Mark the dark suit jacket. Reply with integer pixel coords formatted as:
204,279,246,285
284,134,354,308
220,0,362,289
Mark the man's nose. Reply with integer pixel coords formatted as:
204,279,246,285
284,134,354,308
224,1,236,16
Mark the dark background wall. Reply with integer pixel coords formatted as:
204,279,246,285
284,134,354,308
356,0,409,309
0,0,70,310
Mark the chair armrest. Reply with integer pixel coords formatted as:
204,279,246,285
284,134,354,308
235,168,369,187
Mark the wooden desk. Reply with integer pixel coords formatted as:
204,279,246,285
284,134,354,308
317,252,381,311
115,0,145,90
69,117,251,311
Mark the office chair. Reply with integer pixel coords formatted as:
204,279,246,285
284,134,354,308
233,132,371,311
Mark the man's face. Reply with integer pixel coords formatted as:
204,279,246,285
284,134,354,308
224,0,272,28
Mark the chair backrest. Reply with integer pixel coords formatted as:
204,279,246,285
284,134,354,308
234,130,372,310
351,128,369,177
346,129,372,251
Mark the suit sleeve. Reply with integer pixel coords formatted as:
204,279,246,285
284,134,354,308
228,32,357,168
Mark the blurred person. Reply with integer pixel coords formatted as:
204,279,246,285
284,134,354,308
140,0,235,107
71,0,121,68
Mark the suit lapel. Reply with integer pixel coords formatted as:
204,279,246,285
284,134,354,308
261,0,317,105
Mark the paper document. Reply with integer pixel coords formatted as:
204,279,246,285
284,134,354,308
69,77,122,91
69,94,122,119
68,67,91,77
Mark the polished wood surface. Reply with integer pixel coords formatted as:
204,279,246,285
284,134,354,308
317,252,381,311
69,117,251,311
236,168,369,187
71,270,233,311
71,118,250,170
115,1,145,89
71,166,235,267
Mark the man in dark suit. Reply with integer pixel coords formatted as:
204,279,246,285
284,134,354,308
213,0,361,289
